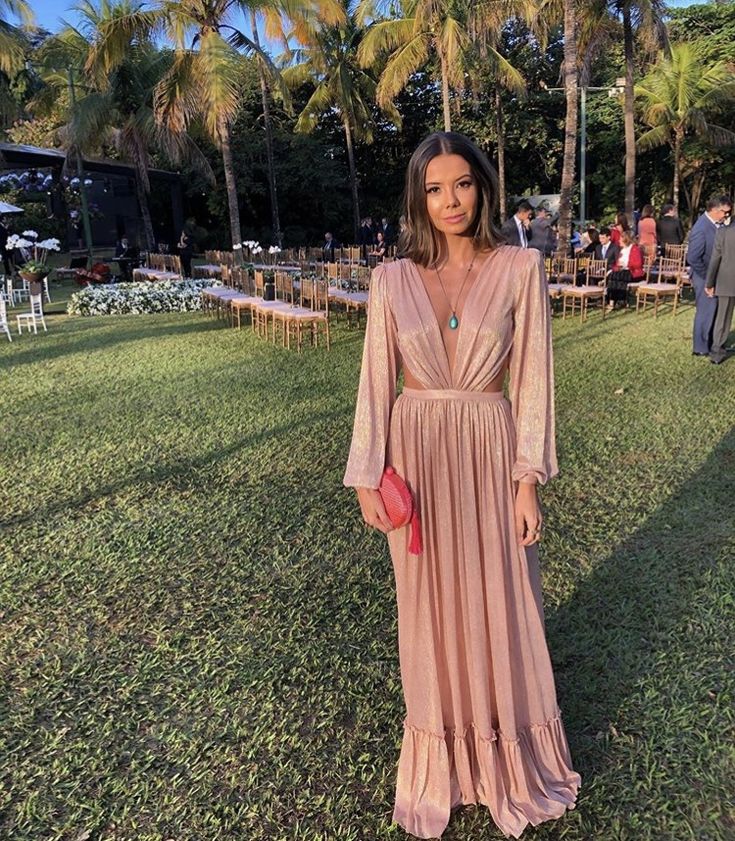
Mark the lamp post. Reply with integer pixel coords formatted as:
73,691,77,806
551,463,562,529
542,79,625,225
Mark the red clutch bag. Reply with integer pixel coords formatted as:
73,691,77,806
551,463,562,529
379,466,423,555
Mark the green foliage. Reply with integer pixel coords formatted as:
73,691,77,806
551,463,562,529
0,189,66,241
0,290,734,839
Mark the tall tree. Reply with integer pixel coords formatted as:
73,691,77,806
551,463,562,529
557,0,578,250
283,0,400,240
357,0,525,133
0,0,32,75
35,0,210,251
611,0,667,221
635,42,735,210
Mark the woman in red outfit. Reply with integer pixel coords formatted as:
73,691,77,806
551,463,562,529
607,229,644,310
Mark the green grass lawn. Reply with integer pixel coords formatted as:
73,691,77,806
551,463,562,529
1,286,734,841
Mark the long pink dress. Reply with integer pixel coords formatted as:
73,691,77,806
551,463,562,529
343,246,580,839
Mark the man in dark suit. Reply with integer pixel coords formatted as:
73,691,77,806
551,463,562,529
500,200,533,248
530,206,555,256
322,231,339,263
657,204,685,247
594,227,619,267
705,221,735,364
687,194,732,356
379,216,395,245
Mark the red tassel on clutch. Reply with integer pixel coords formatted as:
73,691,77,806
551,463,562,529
379,466,423,555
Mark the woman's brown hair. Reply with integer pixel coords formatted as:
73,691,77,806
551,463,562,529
398,132,502,267
641,204,654,218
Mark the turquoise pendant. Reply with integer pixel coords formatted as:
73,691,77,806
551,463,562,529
449,314,459,330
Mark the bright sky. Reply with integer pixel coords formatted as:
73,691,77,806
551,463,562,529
29,0,703,35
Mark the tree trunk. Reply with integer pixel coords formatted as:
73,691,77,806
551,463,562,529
439,48,451,132
251,12,282,247
558,0,578,252
343,116,360,242
133,165,156,252
672,131,681,210
495,88,506,223
219,119,242,250
622,2,636,223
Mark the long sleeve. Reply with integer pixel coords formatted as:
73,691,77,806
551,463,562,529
508,250,558,485
687,221,708,279
705,228,724,289
343,264,401,489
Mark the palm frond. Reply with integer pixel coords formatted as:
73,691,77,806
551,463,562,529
374,32,428,108
357,18,420,68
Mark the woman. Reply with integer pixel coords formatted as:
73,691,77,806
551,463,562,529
610,211,629,247
177,227,193,278
637,204,657,256
343,132,580,839
582,227,600,254
607,229,644,310
369,230,387,258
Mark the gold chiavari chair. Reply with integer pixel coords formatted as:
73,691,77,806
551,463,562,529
635,256,685,317
561,259,607,321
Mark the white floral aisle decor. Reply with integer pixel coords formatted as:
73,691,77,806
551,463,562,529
67,279,222,316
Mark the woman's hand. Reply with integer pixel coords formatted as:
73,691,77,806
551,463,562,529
515,481,543,546
355,487,394,534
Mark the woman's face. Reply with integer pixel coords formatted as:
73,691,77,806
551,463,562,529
424,153,478,237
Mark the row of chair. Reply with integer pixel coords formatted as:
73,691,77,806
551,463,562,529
133,254,183,282
202,267,331,351
547,254,689,321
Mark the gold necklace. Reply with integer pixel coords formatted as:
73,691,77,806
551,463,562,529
433,252,477,330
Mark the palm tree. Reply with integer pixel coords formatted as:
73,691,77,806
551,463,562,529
282,0,400,240
35,0,211,252
243,0,345,247
0,0,33,75
611,0,667,221
556,0,578,251
356,0,526,133
635,43,735,209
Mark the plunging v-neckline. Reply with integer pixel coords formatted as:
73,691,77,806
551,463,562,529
407,249,501,385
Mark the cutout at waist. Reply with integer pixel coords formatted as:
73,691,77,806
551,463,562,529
400,388,506,402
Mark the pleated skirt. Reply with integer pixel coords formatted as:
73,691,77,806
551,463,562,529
385,388,580,839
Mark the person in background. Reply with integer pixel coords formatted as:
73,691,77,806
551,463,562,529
379,216,395,245
369,230,387,259
177,226,193,277
582,227,600,254
607,229,644,310
500,199,534,248
570,223,582,254
595,227,620,270
657,204,685,248
0,216,11,275
637,205,657,258
687,194,732,356
322,231,339,262
358,218,374,253
610,211,629,247
530,206,554,256
705,218,735,364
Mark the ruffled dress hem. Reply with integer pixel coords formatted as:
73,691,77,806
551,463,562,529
392,711,580,839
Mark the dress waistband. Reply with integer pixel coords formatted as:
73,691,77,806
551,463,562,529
401,387,505,402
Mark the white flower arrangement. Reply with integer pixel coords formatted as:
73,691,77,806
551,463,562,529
268,245,282,254
67,278,222,317
251,245,263,255
6,231,60,273
232,242,243,250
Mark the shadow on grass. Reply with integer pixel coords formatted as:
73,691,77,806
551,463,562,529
0,405,352,531
545,425,735,788
1,317,224,368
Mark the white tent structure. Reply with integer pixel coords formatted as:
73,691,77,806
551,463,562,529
0,200,23,214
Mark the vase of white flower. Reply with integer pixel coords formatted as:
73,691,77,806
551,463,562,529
8,230,61,292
